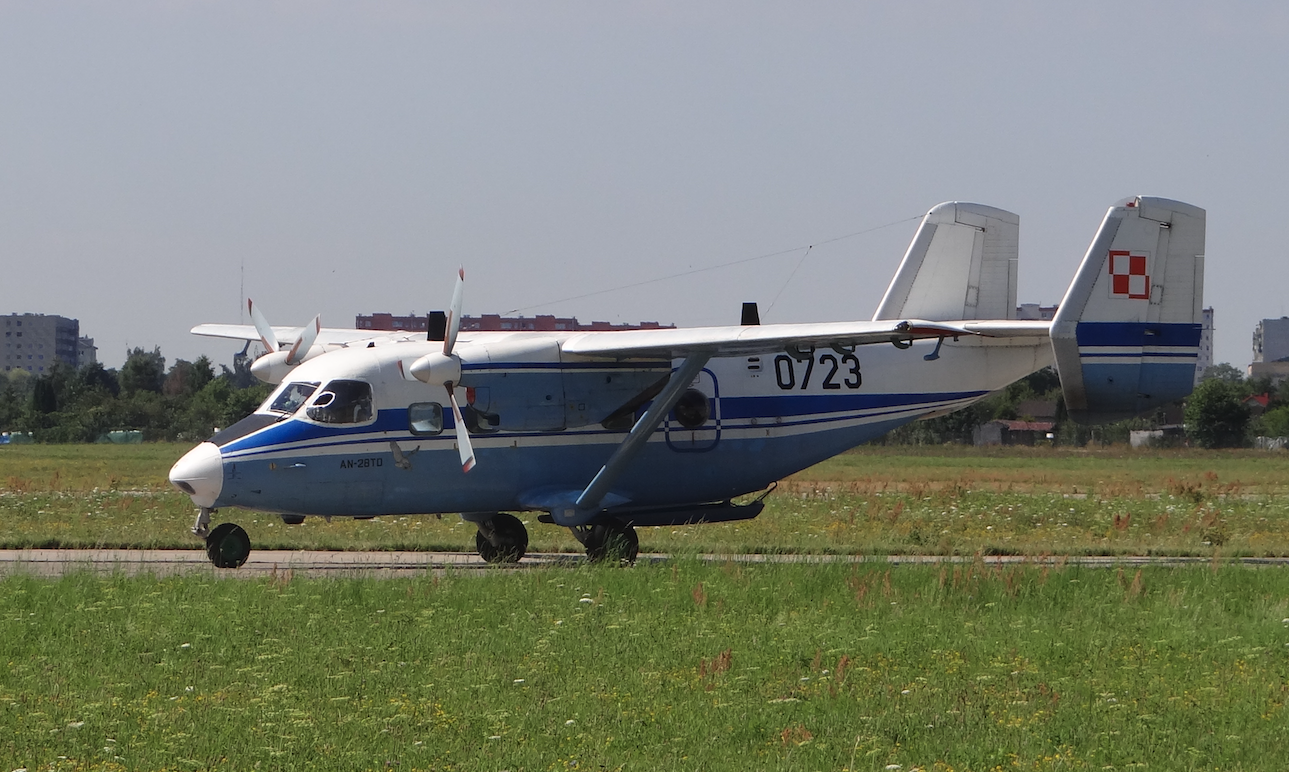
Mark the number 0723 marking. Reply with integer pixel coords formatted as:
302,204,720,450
773,353,861,390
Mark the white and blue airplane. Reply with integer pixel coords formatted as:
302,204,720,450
170,196,1205,568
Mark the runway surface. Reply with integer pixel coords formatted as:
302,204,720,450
3,549,1288,578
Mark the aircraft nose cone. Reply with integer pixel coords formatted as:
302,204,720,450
169,442,224,508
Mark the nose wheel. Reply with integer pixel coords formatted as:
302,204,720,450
206,522,252,568
192,509,251,568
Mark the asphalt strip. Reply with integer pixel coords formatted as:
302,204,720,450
1,549,1287,578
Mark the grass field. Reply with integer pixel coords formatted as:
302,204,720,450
2,560,1288,770
3,444,1289,770
3,443,1289,556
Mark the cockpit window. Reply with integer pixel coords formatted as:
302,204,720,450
267,382,320,414
306,380,374,424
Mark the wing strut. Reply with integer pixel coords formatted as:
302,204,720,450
569,352,712,517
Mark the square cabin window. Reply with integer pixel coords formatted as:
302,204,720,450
408,402,444,435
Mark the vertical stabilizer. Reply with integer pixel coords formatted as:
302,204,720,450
1051,196,1206,423
873,202,1019,322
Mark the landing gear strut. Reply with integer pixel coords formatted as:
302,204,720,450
473,513,529,564
576,519,640,564
192,508,251,569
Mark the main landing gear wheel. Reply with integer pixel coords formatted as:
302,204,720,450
475,513,529,564
206,522,251,569
585,521,639,565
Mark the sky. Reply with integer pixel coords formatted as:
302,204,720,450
2,1,1286,372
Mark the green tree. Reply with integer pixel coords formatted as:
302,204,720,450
119,347,166,395
79,362,120,398
1201,362,1244,383
1185,378,1250,448
164,357,210,397
1256,405,1289,438
31,375,58,414
0,377,22,431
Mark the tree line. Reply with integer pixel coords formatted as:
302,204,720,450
1,348,272,443
1,350,1284,448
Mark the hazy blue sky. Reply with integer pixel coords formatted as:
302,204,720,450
2,2,1285,371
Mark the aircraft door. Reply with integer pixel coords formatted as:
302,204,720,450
664,368,720,452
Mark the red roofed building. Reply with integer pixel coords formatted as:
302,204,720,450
355,313,672,333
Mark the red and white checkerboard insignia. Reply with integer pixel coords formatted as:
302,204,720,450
1108,250,1150,300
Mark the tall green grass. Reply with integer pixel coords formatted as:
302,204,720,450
2,560,1287,770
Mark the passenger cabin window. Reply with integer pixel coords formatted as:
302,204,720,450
267,382,320,414
306,380,374,424
408,402,444,435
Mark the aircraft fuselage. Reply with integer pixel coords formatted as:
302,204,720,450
185,332,1052,519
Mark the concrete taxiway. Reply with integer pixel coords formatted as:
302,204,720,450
2,549,1288,578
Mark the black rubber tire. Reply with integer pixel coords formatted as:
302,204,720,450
585,521,640,565
206,522,251,569
475,513,528,564
280,515,305,525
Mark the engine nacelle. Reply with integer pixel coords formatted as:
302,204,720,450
250,346,324,384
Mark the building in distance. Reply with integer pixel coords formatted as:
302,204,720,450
356,313,674,334
1016,303,1058,321
3,313,96,374
1195,307,1214,385
1248,316,1289,382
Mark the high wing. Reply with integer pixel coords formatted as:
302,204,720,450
190,323,388,348
560,318,1034,360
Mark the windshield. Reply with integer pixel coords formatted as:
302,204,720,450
266,382,320,414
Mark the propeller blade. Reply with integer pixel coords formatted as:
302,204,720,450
248,300,279,353
286,314,321,366
444,267,465,356
445,383,476,473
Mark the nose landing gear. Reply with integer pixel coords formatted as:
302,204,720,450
192,508,252,569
